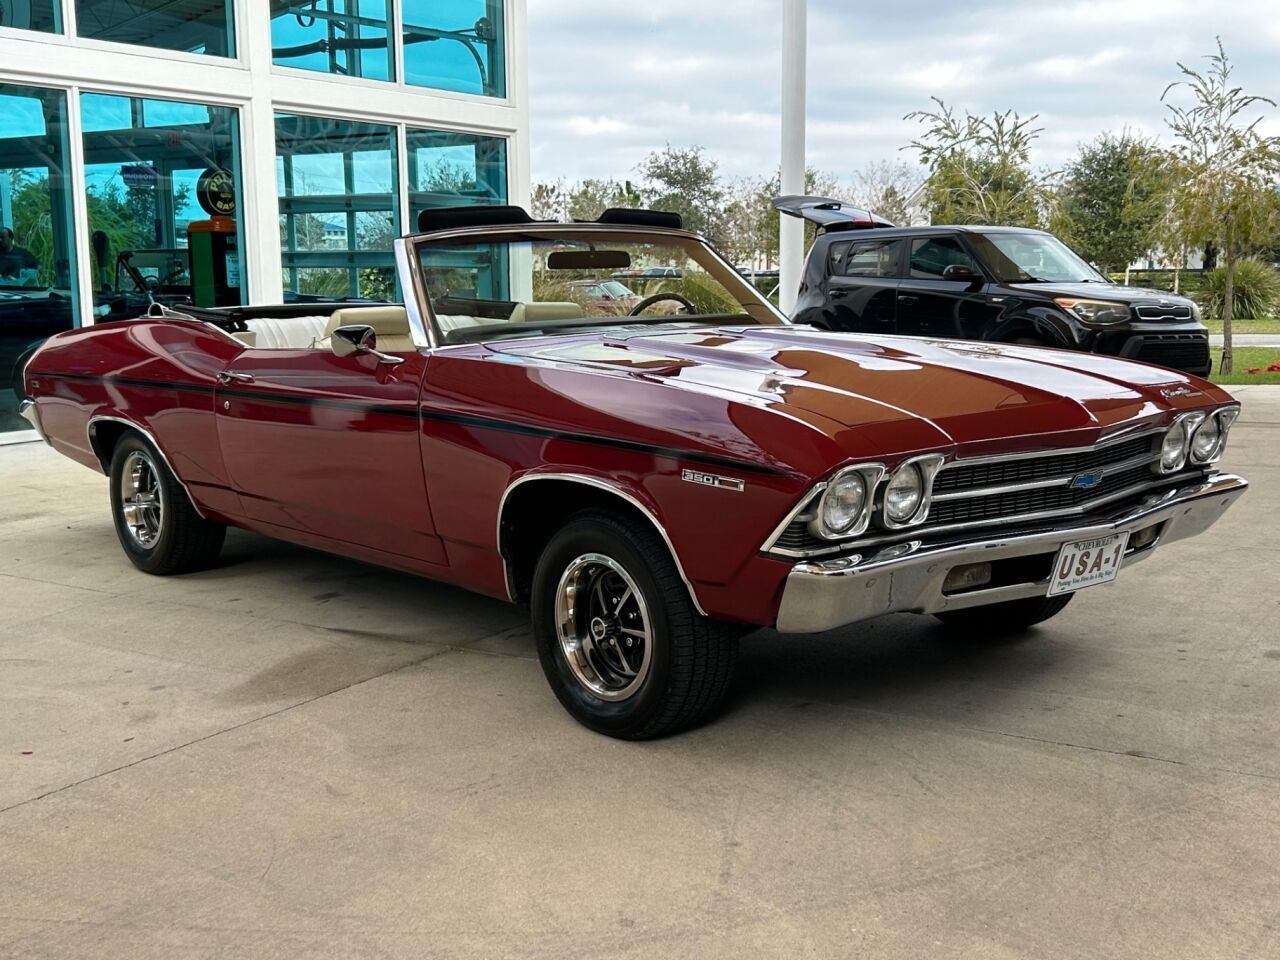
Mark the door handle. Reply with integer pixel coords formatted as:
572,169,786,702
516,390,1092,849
897,295,919,304
217,371,254,385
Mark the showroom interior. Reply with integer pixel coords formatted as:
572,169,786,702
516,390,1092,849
0,1,529,441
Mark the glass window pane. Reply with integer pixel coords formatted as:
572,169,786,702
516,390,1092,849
276,113,399,301
271,1,392,81
909,236,976,279
407,128,507,232
75,1,234,56
81,93,246,319
402,0,505,97
0,1,61,33
0,83,79,434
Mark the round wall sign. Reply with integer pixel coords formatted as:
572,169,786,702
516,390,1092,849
197,169,237,217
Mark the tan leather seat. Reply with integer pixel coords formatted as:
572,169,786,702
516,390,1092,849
243,315,329,350
323,306,417,352
508,302,584,324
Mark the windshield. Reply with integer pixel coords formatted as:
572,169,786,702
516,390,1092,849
968,232,1106,284
415,228,785,344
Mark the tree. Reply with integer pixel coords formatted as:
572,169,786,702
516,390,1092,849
564,178,640,221
636,145,726,241
905,99,1050,227
530,179,567,221
849,160,923,226
1056,132,1172,273
1163,39,1280,373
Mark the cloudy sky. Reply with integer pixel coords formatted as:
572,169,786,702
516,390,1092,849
526,0,1280,185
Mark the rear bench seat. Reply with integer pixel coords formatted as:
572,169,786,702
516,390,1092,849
240,315,330,350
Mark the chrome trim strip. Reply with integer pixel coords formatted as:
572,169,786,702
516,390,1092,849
18,399,45,440
85,416,208,520
935,427,1162,471
933,475,1071,500
761,486,824,553
394,238,435,350
496,472,709,617
774,473,1248,634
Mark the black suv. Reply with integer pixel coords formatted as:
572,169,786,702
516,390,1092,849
775,196,1211,377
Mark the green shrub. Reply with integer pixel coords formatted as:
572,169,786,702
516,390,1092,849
1197,258,1280,319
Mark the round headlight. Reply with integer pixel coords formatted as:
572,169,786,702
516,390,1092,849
1190,416,1221,463
1160,421,1189,472
884,463,924,522
821,472,868,535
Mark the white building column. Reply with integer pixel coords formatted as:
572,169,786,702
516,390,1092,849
778,0,806,314
236,1,285,305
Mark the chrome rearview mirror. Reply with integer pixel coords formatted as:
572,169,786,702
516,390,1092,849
330,324,404,366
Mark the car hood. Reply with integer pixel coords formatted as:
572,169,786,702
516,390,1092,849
1006,281,1196,306
490,325,1230,459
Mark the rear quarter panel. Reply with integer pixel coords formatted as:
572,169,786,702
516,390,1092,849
25,320,242,520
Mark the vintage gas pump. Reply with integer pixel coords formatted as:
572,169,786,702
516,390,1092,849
186,169,241,307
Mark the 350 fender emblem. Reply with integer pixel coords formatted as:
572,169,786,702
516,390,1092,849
682,468,745,492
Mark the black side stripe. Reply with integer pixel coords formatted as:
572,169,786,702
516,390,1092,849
32,370,793,477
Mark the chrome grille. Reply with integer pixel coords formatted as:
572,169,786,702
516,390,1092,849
933,435,1154,493
927,462,1153,526
766,431,1179,557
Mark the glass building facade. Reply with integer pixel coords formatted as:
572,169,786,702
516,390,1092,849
0,82,79,433
0,1,524,438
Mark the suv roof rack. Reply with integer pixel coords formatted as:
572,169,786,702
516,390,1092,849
772,195,895,232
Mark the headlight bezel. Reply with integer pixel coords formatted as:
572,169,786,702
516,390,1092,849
809,463,886,541
879,454,946,529
1189,406,1240,465
1053,297,1132,326
1155,411,1205,474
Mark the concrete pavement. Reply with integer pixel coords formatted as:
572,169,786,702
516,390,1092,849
2,388,1278,959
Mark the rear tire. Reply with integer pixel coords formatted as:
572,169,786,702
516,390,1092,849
109,433,225,575
531,510,740,739
934,593,1074,632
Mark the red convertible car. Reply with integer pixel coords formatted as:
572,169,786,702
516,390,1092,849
20,205,1247,739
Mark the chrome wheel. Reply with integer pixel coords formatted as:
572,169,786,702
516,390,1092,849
554,553,654,701
119,451,164,548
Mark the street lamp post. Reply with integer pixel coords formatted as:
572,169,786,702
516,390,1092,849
779,0,806,314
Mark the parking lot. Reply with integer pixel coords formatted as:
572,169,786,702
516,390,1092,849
2,387,1278,959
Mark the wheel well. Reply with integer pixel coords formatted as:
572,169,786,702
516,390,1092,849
88,420,134,472
500,478,678,605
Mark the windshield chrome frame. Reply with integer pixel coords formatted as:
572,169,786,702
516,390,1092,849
402,222,790,348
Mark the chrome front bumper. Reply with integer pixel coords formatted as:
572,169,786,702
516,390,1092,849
18,399,46,440
774,473,1247,634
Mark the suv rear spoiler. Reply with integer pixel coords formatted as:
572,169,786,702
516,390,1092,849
772,195,895,232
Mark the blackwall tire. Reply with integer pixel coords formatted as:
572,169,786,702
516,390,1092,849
531,510,740,739
109,433,226,575
934,593,1074,632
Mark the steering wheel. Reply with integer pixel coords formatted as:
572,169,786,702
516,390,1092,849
628,291,696,316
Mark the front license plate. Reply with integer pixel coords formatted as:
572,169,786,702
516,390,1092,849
1048,533,1129,596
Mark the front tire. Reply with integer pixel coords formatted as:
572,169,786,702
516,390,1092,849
109,433,225,575
934,593,1074,632
531,510,740,739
